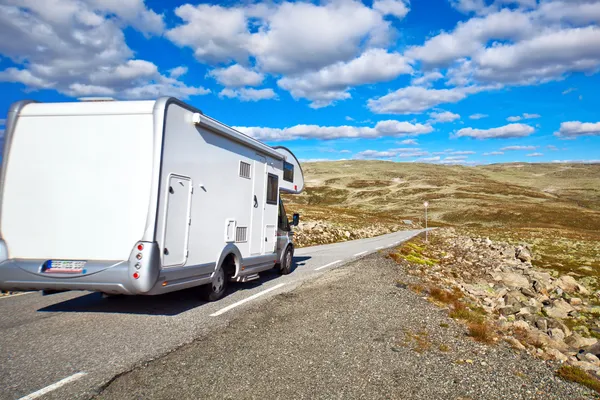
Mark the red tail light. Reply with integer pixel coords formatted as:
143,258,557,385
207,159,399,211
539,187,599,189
133,272,140,279
137,244,144,251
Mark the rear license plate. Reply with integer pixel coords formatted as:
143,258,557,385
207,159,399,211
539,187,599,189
45,260,86,274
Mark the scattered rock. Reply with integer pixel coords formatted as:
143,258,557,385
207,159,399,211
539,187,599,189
565,333,598,350
505,337,526,351
521,287,536,298
584,353,600,365
515,245,532,263
569,297,582,306
535,319,548,332
586,342,600,358
495,272,529,289
533,280,547,294
546,348,569,362
548,328,565,342
544,299,574,319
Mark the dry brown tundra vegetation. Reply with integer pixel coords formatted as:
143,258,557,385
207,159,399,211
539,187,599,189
283,160,600,393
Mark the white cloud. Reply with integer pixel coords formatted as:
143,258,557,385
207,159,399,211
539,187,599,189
219,87,277,102
555,121,600,138
507,116,522,122
445,155,469,161
411,71,443,87
507,112,542,122
527,152,543,157
368,85,491,114
339,149,352,154
500,145,538,151
234,121,433,141
469,113,488,119
208,64,264,87
455,123,535,139
429,110,461,123
372,0,410,19
546,145,558,151
420,156,441,162
399,139,418,145
166,1,399,75
277,48,412,108
0,1,206,100
523,113,541,119
483,151,504,155
168,66,188,79
562,87,577,95
356,148,429,159
345,116,354,121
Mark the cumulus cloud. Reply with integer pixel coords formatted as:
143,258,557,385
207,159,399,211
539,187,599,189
554,121,600,138
277,48,412,108
372,0,410,19
0,1,206,100
483,151,504,155
219,87,277,102
399,139,418,145
368,85,491,114
208,64,264,87
411,71,444,87
168,66,188,79
500,145,538,151
355,148,429,159
420,156,441,162
469,113,488,119
166,0,399,74
527,152,543,157
455,123,535,139
234,121,434,141
429,110,461,123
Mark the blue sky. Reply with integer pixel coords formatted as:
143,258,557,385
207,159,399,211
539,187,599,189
1,0,599,165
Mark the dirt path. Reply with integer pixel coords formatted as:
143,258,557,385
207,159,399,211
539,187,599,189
94,252,595,400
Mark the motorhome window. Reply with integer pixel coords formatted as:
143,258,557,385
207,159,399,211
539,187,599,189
283,161,294,182
278,198,290,231
267,173,278,205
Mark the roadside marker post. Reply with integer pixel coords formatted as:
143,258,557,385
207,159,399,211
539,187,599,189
423,201,429,242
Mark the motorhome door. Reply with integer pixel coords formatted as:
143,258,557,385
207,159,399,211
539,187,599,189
162,175,193,267
250,156,267,255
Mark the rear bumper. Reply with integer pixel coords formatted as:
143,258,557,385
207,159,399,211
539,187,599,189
0,259,137,294
0,242,162,295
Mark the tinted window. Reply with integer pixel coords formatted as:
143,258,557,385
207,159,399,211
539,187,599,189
267,173,278,205
283,161,294,182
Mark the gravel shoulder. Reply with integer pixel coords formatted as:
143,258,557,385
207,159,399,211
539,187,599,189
94,250,596,400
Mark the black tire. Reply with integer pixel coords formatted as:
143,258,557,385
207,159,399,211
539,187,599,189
280,246,294,275
200,264,228,302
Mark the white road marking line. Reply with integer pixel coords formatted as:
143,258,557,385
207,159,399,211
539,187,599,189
353,251,368,257
314,260,342,271
18,372,87,400
375,246,384,250
0,291,35,300
210,283,287,317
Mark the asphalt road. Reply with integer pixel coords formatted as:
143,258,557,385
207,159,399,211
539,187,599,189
0,229,423,400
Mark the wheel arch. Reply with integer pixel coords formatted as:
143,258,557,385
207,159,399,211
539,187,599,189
215,243,243,279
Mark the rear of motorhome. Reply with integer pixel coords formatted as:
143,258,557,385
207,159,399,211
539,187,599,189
0,97,304,301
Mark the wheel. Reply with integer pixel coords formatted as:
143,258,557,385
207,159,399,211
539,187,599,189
280,246,293,275
200,264,228,301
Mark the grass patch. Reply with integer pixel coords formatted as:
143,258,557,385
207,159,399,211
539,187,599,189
449,302,485,324
403,330,432,353
405,254,437,266
439,343,451,352
556,365,600,393
440,322,449,328
429,286,463,305
467,322,495,344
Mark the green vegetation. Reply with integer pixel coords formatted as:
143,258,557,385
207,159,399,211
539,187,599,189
556,365,600,393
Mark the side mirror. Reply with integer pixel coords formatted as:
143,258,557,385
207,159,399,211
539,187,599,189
292,213,300,226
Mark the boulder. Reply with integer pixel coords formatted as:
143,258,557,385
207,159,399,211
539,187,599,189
500,305,521,316
556,275,589,295
565,333,598,350
533,280,547,294
546,348,569,362
569,297,582,306
586,342,600,358
548,328,566,342
536,319,548,332
544,299,575,319
584,353,600,366
495,272,530,289
515,245,532,263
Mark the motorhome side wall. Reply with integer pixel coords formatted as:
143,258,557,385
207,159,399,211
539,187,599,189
154,102,282,280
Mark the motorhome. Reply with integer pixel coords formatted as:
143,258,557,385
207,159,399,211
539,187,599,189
0,97,304,301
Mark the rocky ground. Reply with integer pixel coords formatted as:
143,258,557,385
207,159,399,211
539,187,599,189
390,228,600,393
95,250,595,400
292,220,417,247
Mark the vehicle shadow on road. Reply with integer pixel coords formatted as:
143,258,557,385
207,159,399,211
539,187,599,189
36,257,310,316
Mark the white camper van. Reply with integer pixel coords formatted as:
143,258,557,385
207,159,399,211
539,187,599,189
0,97,304,301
